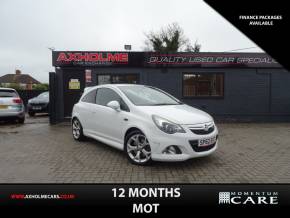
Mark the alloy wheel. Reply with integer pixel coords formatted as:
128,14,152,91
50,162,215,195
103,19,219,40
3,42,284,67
126,133,151,163
72,119,81,139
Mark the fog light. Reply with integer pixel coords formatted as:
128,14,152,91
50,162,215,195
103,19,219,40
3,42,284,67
162,146,182,154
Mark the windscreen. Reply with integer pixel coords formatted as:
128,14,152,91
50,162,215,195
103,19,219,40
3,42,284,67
119,86,181,106
38,92,49,98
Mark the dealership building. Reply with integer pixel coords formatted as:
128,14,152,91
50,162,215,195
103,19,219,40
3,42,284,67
49,51,290,123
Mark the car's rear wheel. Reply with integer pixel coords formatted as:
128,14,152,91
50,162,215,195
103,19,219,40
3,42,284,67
72,118,85,141
125,130,152,165
18,117,25,124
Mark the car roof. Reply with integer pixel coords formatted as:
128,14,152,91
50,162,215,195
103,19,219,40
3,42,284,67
100,84,144,87
0,87,17,91
84,84,145,91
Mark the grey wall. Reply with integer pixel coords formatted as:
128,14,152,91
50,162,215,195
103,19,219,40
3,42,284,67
52,67,290,122
270,69,290,114
91,67,290,121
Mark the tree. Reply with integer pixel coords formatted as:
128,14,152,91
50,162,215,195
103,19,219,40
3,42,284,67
1,83,24,90
185,40,201,52
32,83,49,90
144,23,201,52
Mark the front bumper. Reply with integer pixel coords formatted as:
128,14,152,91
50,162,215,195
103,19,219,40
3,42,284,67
148,124,218,162
27,103,49,113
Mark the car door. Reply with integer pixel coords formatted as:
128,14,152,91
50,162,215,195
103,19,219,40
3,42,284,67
91,88,130,146
78,89,97,134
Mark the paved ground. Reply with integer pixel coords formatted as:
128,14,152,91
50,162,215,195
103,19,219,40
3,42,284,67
0,115,290,183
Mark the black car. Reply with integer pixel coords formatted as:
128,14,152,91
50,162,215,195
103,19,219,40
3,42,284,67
27,91,49,116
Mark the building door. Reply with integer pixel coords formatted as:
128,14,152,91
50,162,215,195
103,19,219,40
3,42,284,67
63,71,86,118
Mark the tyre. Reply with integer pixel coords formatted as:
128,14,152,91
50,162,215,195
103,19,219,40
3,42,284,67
18,117,25,124
28,111,35,117
72,118,85,141
124,130,152,165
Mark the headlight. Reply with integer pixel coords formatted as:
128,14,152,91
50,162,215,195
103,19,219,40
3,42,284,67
152,115,185,134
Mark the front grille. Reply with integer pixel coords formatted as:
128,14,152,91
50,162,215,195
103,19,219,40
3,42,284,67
190,126,215,135
189,140,216,152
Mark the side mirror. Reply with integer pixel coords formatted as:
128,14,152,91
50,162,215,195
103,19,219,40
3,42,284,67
107,100,121,112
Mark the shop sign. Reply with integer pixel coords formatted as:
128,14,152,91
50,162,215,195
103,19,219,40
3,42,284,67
69,79,80,90
146,53,279,67
52,51,281,68
54,52,128,66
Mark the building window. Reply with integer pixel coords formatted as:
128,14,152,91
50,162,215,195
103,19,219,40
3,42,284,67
98,75,111,85
183,73,224,97
97,74,138,85
112,75,138,84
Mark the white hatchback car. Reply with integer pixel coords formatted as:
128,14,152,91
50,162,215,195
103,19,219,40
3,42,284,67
72,84,218,165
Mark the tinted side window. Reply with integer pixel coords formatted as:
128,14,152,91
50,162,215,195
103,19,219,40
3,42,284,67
81,90,96,103
96,88,129,111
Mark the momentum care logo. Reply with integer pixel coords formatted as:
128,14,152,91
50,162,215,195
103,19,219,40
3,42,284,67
218,191,278,205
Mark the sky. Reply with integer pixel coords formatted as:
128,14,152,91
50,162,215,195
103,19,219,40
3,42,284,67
0,0,263,83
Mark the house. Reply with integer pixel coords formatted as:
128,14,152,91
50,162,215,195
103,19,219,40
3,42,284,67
0,70,41,90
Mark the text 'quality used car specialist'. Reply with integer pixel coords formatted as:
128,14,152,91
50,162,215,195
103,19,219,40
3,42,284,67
72,84,218,165
0,88,25,123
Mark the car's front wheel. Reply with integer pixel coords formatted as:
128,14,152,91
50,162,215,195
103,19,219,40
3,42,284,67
28,111,35,117
125,130,152,165
72,118,85,141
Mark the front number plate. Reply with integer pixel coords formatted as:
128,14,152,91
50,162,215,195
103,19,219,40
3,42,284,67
199,136,216,147
32,106,42,110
